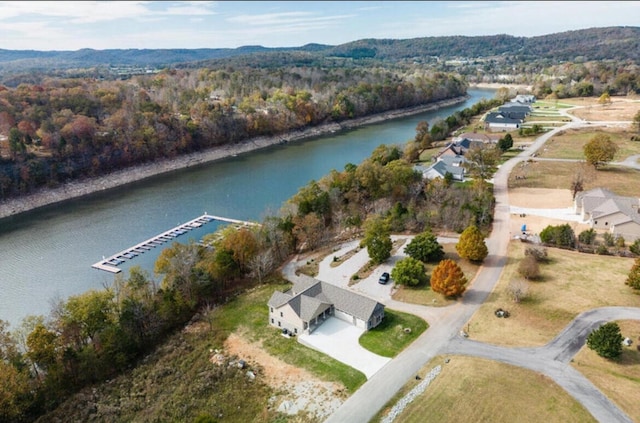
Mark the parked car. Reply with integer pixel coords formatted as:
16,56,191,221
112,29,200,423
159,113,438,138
379,272,390,284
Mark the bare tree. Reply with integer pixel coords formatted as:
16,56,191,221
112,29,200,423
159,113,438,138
508,279,529,303
248,248,276,283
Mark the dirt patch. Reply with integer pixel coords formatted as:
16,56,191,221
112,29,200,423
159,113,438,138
507,188,591,237
508,188,573,208
222,333,345,421
565,97,640,121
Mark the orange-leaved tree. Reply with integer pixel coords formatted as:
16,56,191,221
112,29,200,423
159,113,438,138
430,259,467,298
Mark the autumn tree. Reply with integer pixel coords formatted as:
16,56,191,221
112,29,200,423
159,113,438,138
456,224,488,262
391,257,427,286
597,92,611,107
583,133,618,169
362,216,393,264
430,259,467,298
404,230,444,263
587,322,623,359
626,257,640,290
414,121,433,155
463,144,502,181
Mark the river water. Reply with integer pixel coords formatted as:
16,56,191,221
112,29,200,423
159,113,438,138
0,88,495,326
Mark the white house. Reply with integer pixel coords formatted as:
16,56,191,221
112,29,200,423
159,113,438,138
574,188,640,241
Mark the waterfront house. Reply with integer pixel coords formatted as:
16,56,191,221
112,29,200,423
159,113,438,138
268,275,385,335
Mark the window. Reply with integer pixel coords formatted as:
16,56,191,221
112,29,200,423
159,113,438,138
294,328,298,334
278,321,281,327
270,307,273,313
605,222,608,226
271,318,274,324
280,312,283,317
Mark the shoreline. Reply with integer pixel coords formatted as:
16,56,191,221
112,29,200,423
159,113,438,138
0,95,469,220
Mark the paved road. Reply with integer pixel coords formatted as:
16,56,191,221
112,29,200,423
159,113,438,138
284,106,640,423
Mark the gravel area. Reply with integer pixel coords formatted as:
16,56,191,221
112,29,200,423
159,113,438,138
380,365,442,423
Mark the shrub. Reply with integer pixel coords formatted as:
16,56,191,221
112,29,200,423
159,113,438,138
524,246,548,263
518,255,540,280
540,224,575,249
508,279,529,303
578,229,597,245
603,232,615,247
630,239,640,255
626,258,640,290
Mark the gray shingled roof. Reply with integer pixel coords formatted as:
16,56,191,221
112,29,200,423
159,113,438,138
270,278,384,323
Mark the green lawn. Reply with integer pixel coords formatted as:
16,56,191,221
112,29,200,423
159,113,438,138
210,280,367,392
359,309,428,357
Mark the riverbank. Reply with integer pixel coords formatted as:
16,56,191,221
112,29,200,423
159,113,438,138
0,95,471,220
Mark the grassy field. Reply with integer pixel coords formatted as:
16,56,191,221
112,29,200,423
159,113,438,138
571,320,640,420
372,356,596,423
538,127,640,160
508,160,640,198
391,244,481,307
464,242,640,347
359,309,428,357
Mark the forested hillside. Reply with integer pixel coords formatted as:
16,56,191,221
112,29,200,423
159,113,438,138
0,67,466,200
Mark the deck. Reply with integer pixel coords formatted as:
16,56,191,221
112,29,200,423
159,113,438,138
91,214,257,274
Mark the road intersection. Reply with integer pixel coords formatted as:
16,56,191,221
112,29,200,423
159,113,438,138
285,106,639,423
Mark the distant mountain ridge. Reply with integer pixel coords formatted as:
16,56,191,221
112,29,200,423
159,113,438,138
0,26,637,72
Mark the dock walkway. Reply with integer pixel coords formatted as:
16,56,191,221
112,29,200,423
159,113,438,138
91,214,257,274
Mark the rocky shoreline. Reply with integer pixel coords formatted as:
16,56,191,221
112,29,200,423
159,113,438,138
0,96,468,220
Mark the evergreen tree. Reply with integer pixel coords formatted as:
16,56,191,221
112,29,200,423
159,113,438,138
586,322,623,359
430,259,467,298
456,224,488,262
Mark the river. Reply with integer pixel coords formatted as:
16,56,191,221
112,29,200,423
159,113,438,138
0,88,495,326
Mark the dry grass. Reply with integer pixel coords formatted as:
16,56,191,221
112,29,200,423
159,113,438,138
571,320,640,420
391,244,480,307
508,160,640,198
373,356,596,423
538,127,640,160
465,242,640,347
563,97,640,121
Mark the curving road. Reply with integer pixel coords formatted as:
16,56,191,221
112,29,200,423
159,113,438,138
293,105,640,423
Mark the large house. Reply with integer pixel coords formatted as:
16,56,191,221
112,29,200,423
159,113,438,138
268,275,385,335
484,98,533,132
574,188,640,241
416,155,465,181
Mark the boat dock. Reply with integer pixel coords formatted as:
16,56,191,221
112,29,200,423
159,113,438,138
91,214,257,274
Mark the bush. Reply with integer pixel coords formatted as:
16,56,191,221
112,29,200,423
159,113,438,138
540,224,575,249
578,229,597,245
524,246,548,263
631,239,640,255
603,232,615,247
626,258,640,290
587,322,623,359
518,255,540,280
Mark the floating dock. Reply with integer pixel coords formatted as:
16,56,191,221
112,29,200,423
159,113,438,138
91,214,257,274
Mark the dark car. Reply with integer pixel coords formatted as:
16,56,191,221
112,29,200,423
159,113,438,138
378,272,390,284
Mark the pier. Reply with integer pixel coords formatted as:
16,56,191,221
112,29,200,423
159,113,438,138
91,214,258,274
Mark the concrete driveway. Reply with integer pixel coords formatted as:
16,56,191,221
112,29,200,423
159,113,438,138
298,317,391,379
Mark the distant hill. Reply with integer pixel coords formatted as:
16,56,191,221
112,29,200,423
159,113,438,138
0,26,637,78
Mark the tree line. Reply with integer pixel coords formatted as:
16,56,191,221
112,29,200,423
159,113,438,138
0,66,466,200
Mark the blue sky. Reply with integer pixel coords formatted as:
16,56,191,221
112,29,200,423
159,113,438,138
0,1,638,51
